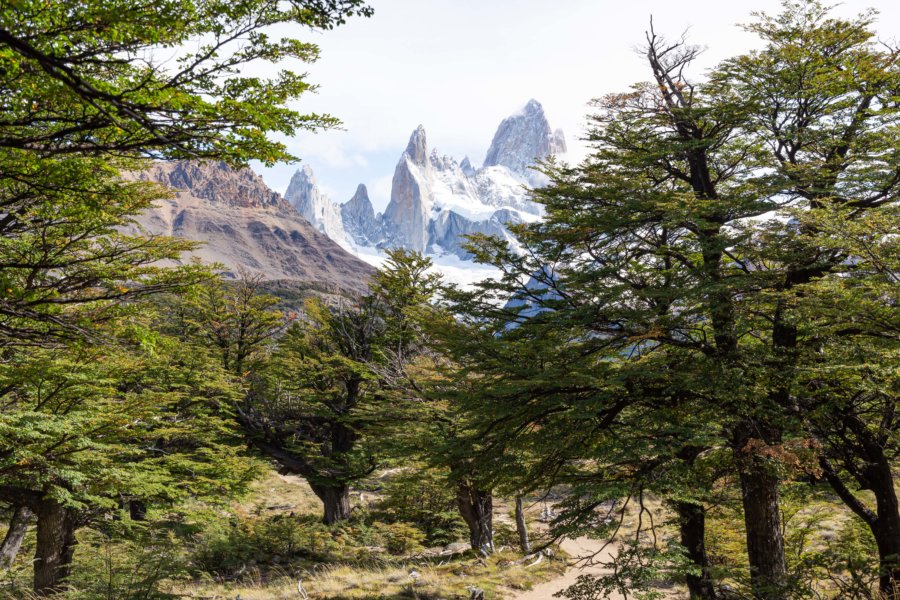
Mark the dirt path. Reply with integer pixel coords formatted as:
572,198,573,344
511,536,623,600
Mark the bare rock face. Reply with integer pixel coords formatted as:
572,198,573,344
340,184,381,246
142,160,285,209
483,99,566,185
427,210,509,259
459,156,476,178
284,165,349,248
128,160,374,294
380,126,432,252
404,123,429,167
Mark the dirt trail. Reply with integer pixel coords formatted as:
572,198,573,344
511,535,622,600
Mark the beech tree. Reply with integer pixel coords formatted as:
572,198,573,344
239,251,439,524
0,318,255,594
445,2,900,598
0,0,372,593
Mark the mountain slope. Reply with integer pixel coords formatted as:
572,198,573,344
127,161,375,294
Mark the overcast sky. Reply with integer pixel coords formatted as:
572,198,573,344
253,0,900,212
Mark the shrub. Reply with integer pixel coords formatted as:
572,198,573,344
373,467,467,546
190,512,335,577
373,522,426,555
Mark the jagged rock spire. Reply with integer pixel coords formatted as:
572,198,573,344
483,99,566,184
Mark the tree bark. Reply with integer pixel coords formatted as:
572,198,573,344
0,505,32,569
736,454,787,600
830,455,900,596
457,482,493,555
674,501,717,600
515,496,530,553
310,484,351,525
33,500,78,596
865,459,900,596
128,499,147,521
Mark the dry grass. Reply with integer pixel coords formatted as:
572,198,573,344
173,549,566,599
165,473,566,599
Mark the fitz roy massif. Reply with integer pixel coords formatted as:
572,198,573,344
285,99,566,262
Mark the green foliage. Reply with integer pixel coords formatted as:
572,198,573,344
0,0,371,163
239,251,442,518
66,528,187,600
435,1,900,597
0,306,257,512
372,521,426,555
189,512,331,576
373,468,467,546
0,0,373,593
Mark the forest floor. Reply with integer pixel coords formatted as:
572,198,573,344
512,535,617,600
509,518,684,600
172,472,567,599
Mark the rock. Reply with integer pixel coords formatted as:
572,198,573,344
405,124,429,167
340,184,381,247
441,542,471,555
459,155,476,178
380,126,433,252
483,98,566,186
284,165,350,248
325,101,563,263
140,160,283,210
427,210,508,259
126,160,374,294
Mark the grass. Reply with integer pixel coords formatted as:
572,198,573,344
173,549,566,599
165,471,566,599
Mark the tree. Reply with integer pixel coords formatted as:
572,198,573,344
0,314,256,594
181,273,287,377
239,251,439,524
710,4,900,594
0,1,372,593
0,0,370,345
445,2,900,598
0,505,32,570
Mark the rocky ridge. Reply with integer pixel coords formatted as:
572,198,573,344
128,160,375,294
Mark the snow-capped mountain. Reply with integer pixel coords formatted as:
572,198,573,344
283,99,564,269
284,165,350,249
483,98,566,187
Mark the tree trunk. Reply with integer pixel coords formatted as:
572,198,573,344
515,496,530,553
737,460,787,599
33,500,78,596
0,505,32,569
674,501,717,600
821,454,900,598
311,484,351,525
457,482,493,555
128,500,147,521
865,458,900,596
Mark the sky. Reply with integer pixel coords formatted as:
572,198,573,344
253,0,900,213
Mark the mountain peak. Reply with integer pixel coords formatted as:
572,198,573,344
284,164,349,247
405,125,428,166
350,183,369,201
483,99,565,183
518,98,544,117
341,183,380,247
137,160,286,210
128,160,373,292
459,155,476,178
